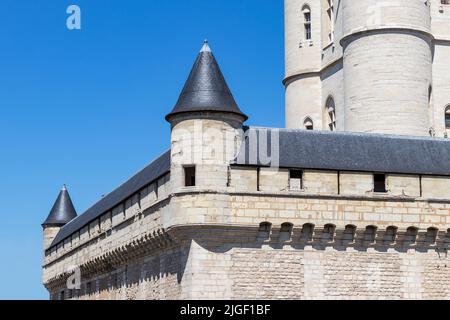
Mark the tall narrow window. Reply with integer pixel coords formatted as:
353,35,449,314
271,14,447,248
325,96,336,131
303,6,312,40
184,166,196,187
326,0,334,43
445,106,450,130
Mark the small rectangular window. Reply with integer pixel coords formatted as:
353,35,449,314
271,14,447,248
290,170,303,190
374,174,387,193
445,113,450,129
184,166,196,187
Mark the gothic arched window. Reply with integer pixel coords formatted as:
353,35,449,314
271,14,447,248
325,96,336,131
302,5,312,40
304,117,314,130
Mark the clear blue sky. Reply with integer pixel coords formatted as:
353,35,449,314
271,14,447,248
0,0,284,299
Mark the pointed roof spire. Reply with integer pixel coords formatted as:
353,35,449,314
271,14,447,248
42,185,77,227
166,40,248,122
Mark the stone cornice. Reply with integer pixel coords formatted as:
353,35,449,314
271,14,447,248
44,223,450,289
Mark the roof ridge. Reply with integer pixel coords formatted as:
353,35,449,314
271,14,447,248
247,127,450,142
49,149,171,248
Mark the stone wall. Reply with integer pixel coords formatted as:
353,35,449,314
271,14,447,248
44,164,450,300
47,224,450,300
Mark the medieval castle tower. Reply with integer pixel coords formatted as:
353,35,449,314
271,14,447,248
42,0,450,300
285,0,450,137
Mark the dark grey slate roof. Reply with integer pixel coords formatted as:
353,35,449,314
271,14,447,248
166,41,248,122
43,185,77,227
49,150,171,249
234,128,450,176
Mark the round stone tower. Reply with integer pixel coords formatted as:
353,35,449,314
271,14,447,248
166,41,247,191
284,0,323,130
341,0,433,136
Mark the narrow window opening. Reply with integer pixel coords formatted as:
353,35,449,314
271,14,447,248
425,227,438,245
419,175,423,197
290,170,303,191
322,224,336,242
343,225,356,244
304,117,314,130
365,226,378,244
337,171,341,195
301,223,314,242
184,166,196,187
303,7,312,40
325,96,336,131
280,223,294,242
326,0,334,43
405,227,419,245
258,222,272,241
257,167,261,191
374,174,387,193
384,226,398,245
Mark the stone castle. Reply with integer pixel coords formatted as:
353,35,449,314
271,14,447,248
42,0,450,300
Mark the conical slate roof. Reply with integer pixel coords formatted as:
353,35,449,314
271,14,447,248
42,185,77,227
166,41,248,122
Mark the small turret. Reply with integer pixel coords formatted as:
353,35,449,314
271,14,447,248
42,185,77,250
167,41,248,191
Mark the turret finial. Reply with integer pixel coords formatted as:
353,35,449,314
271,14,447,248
200,39,211,53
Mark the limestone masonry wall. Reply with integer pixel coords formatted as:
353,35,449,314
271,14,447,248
44,164,450,300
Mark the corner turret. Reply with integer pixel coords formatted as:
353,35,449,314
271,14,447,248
167,41,247,191
42,185,77,250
